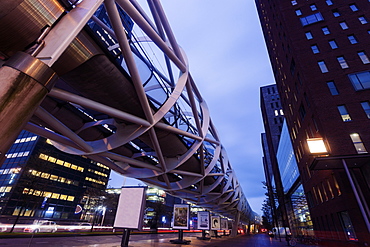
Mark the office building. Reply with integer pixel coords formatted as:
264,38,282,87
260,84,287,230
0,130,110,224
256,0,370,244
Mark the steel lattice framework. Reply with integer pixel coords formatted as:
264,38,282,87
0,0,257,223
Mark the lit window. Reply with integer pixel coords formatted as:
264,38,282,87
332,10,340,17
329,40,338,49
359,16,368,24
347,35,358,44
43,192,52,198
358,52,370,64
48,156,56,163
67,196,74,201
361,102,370,119
326,0,333,5
39,153,48,160
64,162,71,168
348,71,370,90
311,45,320,54
305,31,313,40
337,56,349,69
340,22,348,30
51,193,60,199
59,194,67,200
337,105,351,121
322,26,330,35
327,81,339,95
349,4,358,12
350,133,368,154
300,13,324,26
296,9,302,16
291,0,297,5
318,61,329,73
310,4,317,11
280,109,284,115
56,159,64,165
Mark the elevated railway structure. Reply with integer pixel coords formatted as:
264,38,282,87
0,0,257,225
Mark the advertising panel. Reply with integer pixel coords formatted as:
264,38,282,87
113,186,147,230
197,211,210,230
173,204,190,230
210,216,221,230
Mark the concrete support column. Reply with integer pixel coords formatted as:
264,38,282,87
0,52,57,163
231,211,241,237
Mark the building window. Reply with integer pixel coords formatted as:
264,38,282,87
350,133,367,154
348,71,370,90
337,105,351,121
359,16,368,24
322,26,330,35
305,31,313,39
358,51,370,64
361,102,370,118
332,9,340,17
338,211,358,241
326,0,333,6
300,13,324,26
291,0,297,5
296,9,302,16
327,81,339,95
340,21,348,30
337,56,349,69
318,61,329,73
311,45,320,54
349,4,359,12
329,40,338,49
347,35,358,44
310,4,317,11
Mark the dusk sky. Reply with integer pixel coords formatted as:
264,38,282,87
109,0,275,216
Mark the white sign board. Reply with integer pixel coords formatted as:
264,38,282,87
113,186,147,230
220,218,228,230
197,211,210,230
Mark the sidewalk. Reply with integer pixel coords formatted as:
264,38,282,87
125,233,319,247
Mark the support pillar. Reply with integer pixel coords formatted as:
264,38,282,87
0,52,57,163
231,211,241,237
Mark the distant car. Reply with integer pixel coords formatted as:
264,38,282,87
24,221,57,233
0,223,9,232
66,222,92,232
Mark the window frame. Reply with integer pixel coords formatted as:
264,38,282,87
337,56,349,69
329,40,338,49
358,51,370,64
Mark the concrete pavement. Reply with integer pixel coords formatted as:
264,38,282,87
0,232,321,247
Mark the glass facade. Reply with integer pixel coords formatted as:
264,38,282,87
276,121,299,193
0,131,110,224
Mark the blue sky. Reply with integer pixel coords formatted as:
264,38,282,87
108,0,275,216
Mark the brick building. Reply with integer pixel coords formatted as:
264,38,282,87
256,0,370,245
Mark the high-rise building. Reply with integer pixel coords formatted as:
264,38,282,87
256,0,370,245
261,84,313,236
260,84,287,230
0,130,110,225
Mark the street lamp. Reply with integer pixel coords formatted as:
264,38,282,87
307,138,328,154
